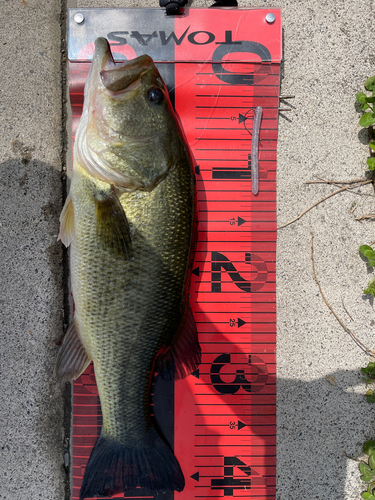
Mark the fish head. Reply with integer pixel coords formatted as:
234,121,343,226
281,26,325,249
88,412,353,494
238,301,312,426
77,37,184,191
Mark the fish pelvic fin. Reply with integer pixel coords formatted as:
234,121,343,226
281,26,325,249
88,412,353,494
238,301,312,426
156,302,201,380
94,187,133,260
58,194,74,247
79,427,185,499
55,321,91,382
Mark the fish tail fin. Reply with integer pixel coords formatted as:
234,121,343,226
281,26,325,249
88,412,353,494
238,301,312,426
80,427,184,499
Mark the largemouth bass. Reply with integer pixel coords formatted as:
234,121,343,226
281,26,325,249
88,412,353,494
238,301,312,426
56,38,200,499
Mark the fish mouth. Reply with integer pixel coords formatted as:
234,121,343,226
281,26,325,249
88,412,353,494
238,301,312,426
94,38,154,93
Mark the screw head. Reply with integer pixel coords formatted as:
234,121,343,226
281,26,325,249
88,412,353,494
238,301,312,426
265,12,276,24
74,13,84,25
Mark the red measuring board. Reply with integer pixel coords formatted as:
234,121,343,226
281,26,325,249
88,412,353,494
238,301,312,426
68,8,281,500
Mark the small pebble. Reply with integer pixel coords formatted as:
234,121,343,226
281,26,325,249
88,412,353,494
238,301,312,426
326,375,337,386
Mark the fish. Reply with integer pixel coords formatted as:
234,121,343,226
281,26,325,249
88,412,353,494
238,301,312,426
55,37,200,499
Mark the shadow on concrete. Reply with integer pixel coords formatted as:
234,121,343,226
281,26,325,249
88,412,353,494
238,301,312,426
0,156,68,498
277,367,375,499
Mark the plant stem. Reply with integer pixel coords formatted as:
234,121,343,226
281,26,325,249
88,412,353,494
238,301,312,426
343,451,368,463
305,178,367,184
311,231,375,355
278,180,373,229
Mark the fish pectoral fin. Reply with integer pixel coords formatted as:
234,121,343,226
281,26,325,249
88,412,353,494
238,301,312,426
156,302,201,380
55,321,91,382
94,187,133,260
58,194,75,247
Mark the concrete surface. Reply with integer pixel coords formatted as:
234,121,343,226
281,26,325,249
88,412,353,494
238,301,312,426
0,1,69,499
1,0,375,499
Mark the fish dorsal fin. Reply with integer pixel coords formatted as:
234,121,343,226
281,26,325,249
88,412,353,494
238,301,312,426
94,187,133,260
58,195,75,247
156,302,201,380
55,321,92,382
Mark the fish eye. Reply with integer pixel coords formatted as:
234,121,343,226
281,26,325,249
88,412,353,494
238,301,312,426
147,88,164,104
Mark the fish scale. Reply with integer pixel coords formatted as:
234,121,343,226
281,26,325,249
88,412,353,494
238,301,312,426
70,152,194,443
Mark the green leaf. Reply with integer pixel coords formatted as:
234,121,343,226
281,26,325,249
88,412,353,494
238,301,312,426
367,393,375,403
360,113,375,127
360,245,375,258
367,158,375,170
365,277,375,293
361,463,373,473
369,455,375,469
357,92,368,103
360,245,374,254
363,378,374,384
362,103,371,111
369,141,375,151
361,363,375,376
365,441,375,455
360,246,375,267
365,97,375,103
362,492,375,499
362,474,375,482
365,76,375,92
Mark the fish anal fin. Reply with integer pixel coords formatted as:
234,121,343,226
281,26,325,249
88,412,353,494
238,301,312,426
55,321,91,382
156,303,201,380
58,195,74,247
94,187,132,259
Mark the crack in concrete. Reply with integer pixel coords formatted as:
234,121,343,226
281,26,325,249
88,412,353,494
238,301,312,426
59,1,72,500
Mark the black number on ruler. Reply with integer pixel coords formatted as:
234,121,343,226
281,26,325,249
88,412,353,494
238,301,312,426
211,41,271,86
211,252,267,292
211,456,251,496
212,154,251,180
210,354,268,394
